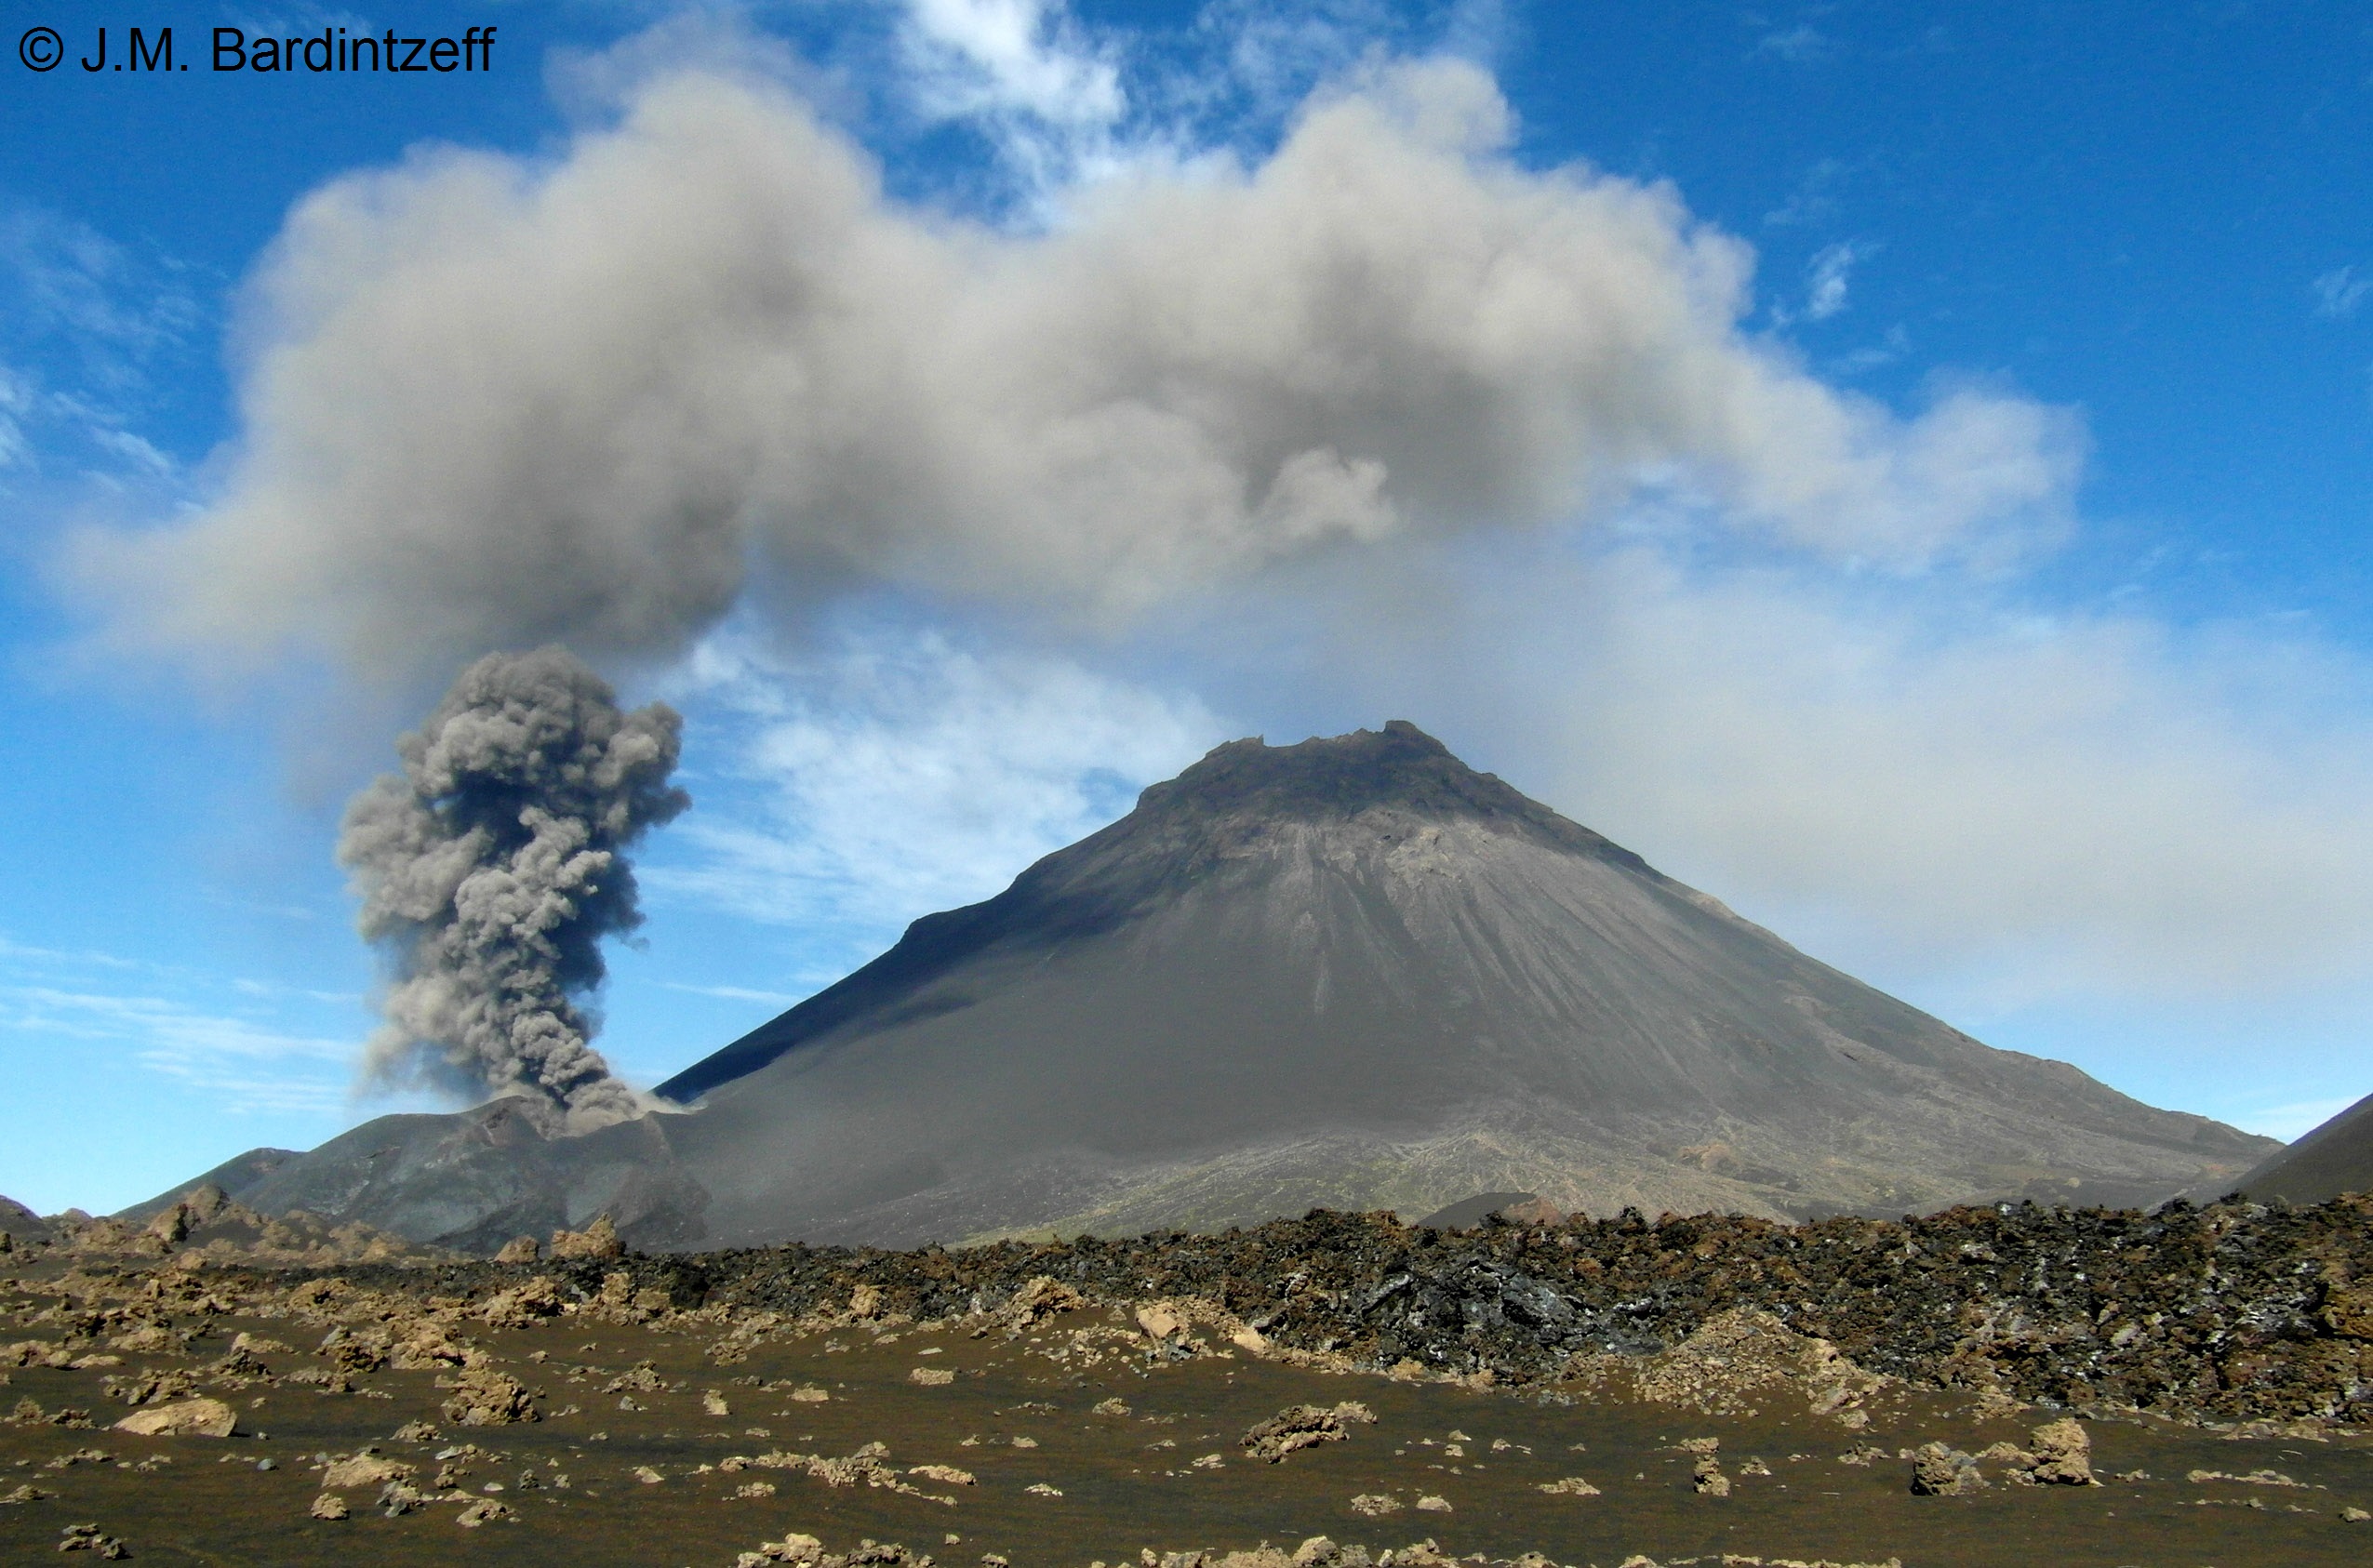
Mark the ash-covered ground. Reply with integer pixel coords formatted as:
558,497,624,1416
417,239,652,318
2,1192,2370,1565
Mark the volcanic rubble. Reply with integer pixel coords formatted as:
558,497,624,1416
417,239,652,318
1,1190,2370,1565
518,1192,2373,1429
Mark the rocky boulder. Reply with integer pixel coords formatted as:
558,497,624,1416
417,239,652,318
113,1398,235,1438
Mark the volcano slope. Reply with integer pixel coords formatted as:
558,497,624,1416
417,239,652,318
635,723,2266,1247
2231,1092,2373,1206
151,722,2273,1251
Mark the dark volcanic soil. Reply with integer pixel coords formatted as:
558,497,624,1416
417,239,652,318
4,1196,2371,1566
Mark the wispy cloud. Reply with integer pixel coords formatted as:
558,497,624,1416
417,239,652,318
1765,237,1880,327
901,0,1123,126
1765,156,1850,228
1747,7,1836,64
2312,264,2371,320
890,2,1517,213
643,621,1223,947
1328,537,2373,1006
0,985,352,1114
0,937,357,1115
0,206,195,360
0,199,206,484
897,0,1129,197
1804,238,1873,320
1149,0,1429,143
1755,23,1829,64
199,891,325,924
1827,322,1911,376
0,934,145,972
0,363,33,470
660,981,807,1006
220,6,375,41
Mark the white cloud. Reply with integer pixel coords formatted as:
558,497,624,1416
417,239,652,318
0,934,144,973
642,621,1223,937
2312,264,2371,319
0,206,193,358
0,200,203,485
660,980,807,1006
0,985,352,1115
1148,0,1420,136
1248,536,2373,1010
1804,238,1872,321
897,0,1128,195
0,938,356,1116
0,364,33,469
89,427,177,477
900,0,1124,126
1764,156,1848,228
1755,23,1829,64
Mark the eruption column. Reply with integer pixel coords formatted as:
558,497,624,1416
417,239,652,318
339,646,689,1132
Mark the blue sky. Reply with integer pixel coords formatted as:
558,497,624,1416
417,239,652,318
3,1,2370,1215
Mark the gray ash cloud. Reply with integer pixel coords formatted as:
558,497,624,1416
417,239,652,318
338,646,689,1131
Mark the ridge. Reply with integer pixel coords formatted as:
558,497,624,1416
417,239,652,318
1128,721,1628,861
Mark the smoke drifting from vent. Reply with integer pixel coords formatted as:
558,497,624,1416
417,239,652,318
338,646,689,1131
76,57,2078,684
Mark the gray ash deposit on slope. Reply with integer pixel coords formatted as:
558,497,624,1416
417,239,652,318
648,722,2268,1245
2232,1092,2373,1207
146,723,2272,1251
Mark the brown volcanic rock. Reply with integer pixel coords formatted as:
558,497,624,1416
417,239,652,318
57,1187,442,1269
112,1398,235,1438
8,1242,2373,1568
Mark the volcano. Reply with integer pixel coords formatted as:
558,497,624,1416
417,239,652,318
132,723,2275,1249
2228,1092,2373,1205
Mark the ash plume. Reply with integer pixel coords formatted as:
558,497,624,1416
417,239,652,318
77,58,2076,684
339,646,690,1132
